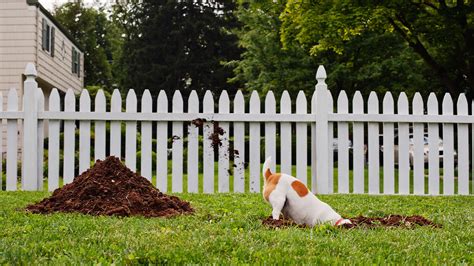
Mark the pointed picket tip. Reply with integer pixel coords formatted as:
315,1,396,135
427,93,438,113
218,90,229,103
368,91,379,113
49,89,60,111
265,90,275,104
397,92,409,114
457,93,468,114
442,93,453,114
157,90,168,112
37,88,45,102
24,62,37,77
126,89,137,100
383,91,394,105
203,90,213,101
111,89,121,101
142,89,151,100
7,88,18,111
337,90,348,112
80,89,90,101
412,92,423,114
188,90,198,102
281,90,290,101
172,90,183,105
296,91,307,113
316,65,326,82
94,89,106,112
64,89,76,108
234,90,245,113
352,91,364,113
250,90,260,112
296,90,306,101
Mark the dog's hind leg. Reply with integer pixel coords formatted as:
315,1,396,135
269,192,286,220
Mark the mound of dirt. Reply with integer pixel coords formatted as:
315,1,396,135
262,215,440,229
26,156,193,217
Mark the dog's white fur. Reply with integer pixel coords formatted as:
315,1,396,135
262,157,351,226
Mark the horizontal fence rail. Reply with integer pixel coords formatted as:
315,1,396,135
1,63,473,196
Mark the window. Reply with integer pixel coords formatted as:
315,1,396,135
41,18,55,56
72,48,80,77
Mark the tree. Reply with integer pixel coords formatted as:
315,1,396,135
281,0,474,98
229,1,318,98
113,0,241,98
54,2,122,88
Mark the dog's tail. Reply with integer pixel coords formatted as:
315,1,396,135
262,156,273,181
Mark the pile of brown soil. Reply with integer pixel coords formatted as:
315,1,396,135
26,156,193,217
262,215,440,229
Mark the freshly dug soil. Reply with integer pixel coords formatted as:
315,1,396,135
26,156,193,217
262,215,440,229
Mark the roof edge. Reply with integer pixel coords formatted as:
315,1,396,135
26,0,85,52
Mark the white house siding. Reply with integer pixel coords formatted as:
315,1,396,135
0,0,37,107
36,11,83,95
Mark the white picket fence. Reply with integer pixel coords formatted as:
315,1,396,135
1,63,473,195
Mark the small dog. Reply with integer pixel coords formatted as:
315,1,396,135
262,157,351,227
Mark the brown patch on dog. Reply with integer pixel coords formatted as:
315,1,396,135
263,174,281,201
291,180,309,197
264,168,272,180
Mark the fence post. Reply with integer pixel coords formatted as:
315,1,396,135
22,63,38,191
315,65,329,194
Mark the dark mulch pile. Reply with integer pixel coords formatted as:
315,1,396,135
26,156,193,217
262,215,440,229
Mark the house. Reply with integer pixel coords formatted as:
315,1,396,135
0,0,84,108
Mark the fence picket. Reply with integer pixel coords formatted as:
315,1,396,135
427,93,439,195
337,91,349,193
110,90,122,158
352,91,364,194
203,91,214,193
296,91,308,185
125,90,137,172
397,92,410,194
140,90,152,181
37,89,44,190
280,91,292,175
156,91,168,191
368,92,379,194
94,90,106,161
250,91,261,192
79,90,91,174
456,94,469,195
233,91,245,192
412,93,425,194
311,92,316,193
172,91,183,192
6,88,18,191
327,91,334,193
383,92,395,194
218,91,230,192
48,89,60,191
63,89,75,185
442,94,454,195
265,91,276,173
187,91,199,192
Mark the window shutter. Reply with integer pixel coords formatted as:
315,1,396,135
72,48,76,73
42,19,46,50
50,27,55,57
77,52,80,77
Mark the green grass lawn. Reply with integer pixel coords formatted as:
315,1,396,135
0,192,472,264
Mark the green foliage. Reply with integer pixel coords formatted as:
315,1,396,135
280,0,474,98
54,3,122,88
112,0,242,98
229,1,318,97
0,192,472,264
